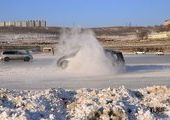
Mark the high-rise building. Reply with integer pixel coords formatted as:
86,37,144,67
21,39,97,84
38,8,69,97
40,20,47,27
21,21,27,27
5,21,11,27
35,20,40,27
15,21,21,27
0,22,5,27
0,20,47,27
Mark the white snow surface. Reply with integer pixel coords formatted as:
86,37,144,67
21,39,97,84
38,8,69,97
1,54,170,89
0,86,170,120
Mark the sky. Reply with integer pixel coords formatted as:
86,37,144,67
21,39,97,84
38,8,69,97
0,0,170,27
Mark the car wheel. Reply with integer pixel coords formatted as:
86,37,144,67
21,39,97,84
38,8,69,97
4,57,10,62
24,57,30,62
59,60,69,69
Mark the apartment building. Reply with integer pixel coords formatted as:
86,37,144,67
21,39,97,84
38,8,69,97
0,22,5,27
0,20,47,27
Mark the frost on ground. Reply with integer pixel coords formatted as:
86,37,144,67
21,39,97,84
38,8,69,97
0,86,170,120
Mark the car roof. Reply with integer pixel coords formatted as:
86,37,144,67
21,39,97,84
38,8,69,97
104,49,122,54
2,50,27,52
1,50,29,54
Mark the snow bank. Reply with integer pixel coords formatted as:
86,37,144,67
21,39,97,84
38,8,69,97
0,86,170,120
0,88,74,120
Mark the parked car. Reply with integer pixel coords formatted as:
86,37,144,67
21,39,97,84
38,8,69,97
0,50,33,62
155,51,164,56
135,51,146,55
57,48,125,69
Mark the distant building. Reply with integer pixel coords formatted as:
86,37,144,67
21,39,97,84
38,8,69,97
5,21,11,27
10,21,15,26
27,20,35,27
0,20,47,27
40,20,46,27
21,21,27,27
163,19,170,26
148,32,170,39
15,21,21,27
35,20,40,27
0,21,5,27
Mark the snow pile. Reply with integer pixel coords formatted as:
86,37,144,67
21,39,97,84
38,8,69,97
68,86,170,120
0,86,170,120
0,88,74,120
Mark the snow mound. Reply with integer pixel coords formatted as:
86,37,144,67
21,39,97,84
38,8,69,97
69,86,170,120
0,86,170,120
0,88,74,120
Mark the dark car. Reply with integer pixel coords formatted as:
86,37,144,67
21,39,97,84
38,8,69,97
57,48,125,69
104,49,125,66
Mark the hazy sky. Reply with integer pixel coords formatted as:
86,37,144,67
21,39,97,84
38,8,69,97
0,0,170,27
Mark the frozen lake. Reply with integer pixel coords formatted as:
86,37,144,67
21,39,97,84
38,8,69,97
0,54,170,90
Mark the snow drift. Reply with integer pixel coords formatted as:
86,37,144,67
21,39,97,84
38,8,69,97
0,86,170,120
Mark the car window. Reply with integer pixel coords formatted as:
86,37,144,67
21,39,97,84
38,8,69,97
17,51,24,55
18,51,28,55
112,54,118,60
2,50,30,55
3,51,17,55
